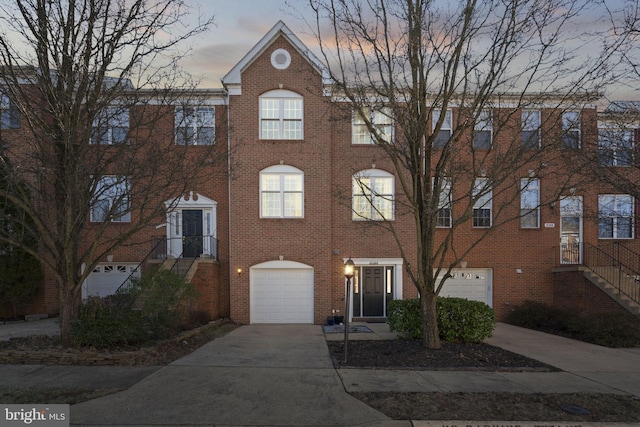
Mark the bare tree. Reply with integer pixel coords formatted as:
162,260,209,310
0,0,218,344
306,0,631,349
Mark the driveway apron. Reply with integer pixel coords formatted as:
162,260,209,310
70,324,393,426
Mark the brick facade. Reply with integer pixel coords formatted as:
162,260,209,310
5,21,639,323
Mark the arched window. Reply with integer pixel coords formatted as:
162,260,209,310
259,90,303,140
260,165,304,218
352,169,394,221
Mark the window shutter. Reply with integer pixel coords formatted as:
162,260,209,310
636,196,640,240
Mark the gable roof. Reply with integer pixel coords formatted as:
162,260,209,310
221,21,327,93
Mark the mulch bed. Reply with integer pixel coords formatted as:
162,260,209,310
327,339,558,370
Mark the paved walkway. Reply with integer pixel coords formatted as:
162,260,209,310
1,320,640,426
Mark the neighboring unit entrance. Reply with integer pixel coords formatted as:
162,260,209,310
362,267,385,316
182,209,203,258
250,260,314,323
560,196,583,264
353,266,394,318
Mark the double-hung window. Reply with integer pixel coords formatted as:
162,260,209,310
260,90,303,140
598,195,634,239
473,110,492,149
0,92,20,129
91,176,131,223
260,165,304,218
562,111,580,149
352,170,395,221
520,178,540,228
434,177,452,228
175,106,215,145
432,109,452,148
352,107,393,144
521,110,540,149
598,128,634,166
91,107,129,145
472,178,492,228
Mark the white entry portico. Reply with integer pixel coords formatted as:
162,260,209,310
165,192,217,258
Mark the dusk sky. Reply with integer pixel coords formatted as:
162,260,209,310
180,0,315,87
180,1,638,101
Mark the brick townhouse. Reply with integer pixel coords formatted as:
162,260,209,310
4,21,640,323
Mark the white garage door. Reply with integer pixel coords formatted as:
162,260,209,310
438,268,492,306
82,263,140,299
250,261,314,323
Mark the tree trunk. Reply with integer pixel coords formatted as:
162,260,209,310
421,292,441,349
58,284,79,346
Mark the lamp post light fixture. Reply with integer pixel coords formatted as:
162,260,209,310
343,258,355,363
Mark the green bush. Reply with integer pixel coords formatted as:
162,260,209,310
506,300,640,348
504,300,576,332
72,296,146,348
72,269,196,349
388,297,496,343
437,297,496,343
387,299,422,340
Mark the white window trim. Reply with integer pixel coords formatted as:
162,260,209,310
520,178,540,228
352,106,393,144
174,106,215,145
259,165,304,218
472,178,492,228
562,111,581,149
432,109,452,147
598,128,634,167
598,194,634,239
522,110,541,149
90,175,131,223
434,177,452,228
259,89,304,140
91,107,129,145
473,110,493,149
352,169,395,221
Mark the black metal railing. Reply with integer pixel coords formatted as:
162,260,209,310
583,242,640,306
559,242,581,265
115,236,167,294
161,235,219,260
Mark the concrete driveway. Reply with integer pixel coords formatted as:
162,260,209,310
70,325,403,426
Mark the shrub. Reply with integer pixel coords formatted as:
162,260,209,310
72,269,197,349
505,300,576,332
388,297,496,343
437,297,496,343
506,300,640,348
387,299,422,340
72,296,146,348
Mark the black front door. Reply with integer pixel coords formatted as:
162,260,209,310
182,210,203,258
362,267,385,316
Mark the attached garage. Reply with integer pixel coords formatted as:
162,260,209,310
82,263,140,299
250,260,314,323
437,268,492,306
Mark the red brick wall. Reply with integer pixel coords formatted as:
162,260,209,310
553,269,630,315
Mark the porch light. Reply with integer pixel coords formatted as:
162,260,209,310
344,258,354,279
343,258,355,363
237,268,242,275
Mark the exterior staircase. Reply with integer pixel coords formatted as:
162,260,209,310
582,267,640,315
581,242,640,316
161,257,199,282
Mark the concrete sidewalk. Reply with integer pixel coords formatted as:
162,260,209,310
1,320,640,425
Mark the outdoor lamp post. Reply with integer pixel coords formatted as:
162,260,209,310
343,258,354,363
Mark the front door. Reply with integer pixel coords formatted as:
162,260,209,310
560,196,583,264
362,267,385,316
182,209,203,258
